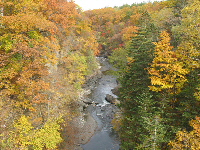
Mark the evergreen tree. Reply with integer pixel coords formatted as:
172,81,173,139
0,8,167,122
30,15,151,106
174,69,200,131
139,10,159,42
118,28,163,149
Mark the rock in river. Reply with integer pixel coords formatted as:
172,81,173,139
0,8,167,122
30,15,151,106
83,97,93,105
105,94,116,104
111,86,119,95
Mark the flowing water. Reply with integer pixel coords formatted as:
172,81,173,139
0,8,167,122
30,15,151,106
81,57,120,150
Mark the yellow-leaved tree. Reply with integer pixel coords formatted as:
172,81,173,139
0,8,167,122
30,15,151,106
0,115,63,150
169,116,200,149
148,31,188,94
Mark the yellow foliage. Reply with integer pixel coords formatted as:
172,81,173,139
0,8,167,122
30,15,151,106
0,115,63,149
64,53,87,89
111,111,122,132
148,31,189,94
126,56,134,65
175,0,200,69
130,13,141,25
194,85,200,101
169,117,200,149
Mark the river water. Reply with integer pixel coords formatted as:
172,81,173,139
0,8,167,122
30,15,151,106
81,57,120,150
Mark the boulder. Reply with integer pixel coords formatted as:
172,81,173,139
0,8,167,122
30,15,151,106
78,101,87,112
105,94,116,104
83,98,93,105
111,86,119,96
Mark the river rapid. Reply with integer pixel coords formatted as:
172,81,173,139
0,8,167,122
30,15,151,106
80,57,120,150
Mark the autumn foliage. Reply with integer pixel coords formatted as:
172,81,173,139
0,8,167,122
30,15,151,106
169,117,200,149
86,0,200,149
148,31,188,94
0,0,99,149
0,0,200,149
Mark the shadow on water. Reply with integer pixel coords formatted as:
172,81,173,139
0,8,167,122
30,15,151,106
80,57,120,150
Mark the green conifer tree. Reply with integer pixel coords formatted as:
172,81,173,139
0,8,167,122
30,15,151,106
118,28,163,149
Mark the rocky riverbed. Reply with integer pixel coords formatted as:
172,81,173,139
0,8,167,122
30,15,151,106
73,57,120,150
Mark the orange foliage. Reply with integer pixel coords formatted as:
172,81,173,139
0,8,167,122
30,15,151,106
122,26,138,41
0,0,59,111
43,0,77,30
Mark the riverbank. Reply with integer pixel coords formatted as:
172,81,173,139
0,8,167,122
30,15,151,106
64,57,120,150
80,57,120,150
74,67,103,146
72,58,103,149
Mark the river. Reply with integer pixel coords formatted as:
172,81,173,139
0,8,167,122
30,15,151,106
80,57,120,150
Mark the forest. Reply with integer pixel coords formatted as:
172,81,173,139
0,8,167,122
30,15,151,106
0,0,200,149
